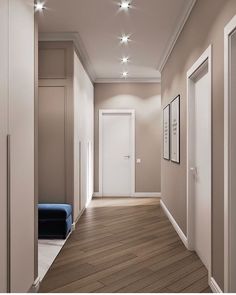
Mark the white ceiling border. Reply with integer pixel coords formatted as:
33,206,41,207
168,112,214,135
95,78,161,84
158,0,197,73
39,32,97,83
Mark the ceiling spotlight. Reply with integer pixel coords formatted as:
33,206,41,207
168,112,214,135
122,71,128,78
121,57,129,64
120,35,130,44
120,1,131,10
35,2,45,11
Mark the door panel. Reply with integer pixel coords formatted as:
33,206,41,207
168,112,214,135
102,113,132,196
39,86,66,203
193,65,211,270
0,0,9,292
9,0,35,291
228,29,236,292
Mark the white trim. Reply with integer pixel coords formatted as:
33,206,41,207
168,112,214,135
86,194,93,208
132,192,161,198
159,0,196,72
186,45,212,278
39,32,96,83
160,200,188,248
93,192,161,198
95,78,161,84
28,277,40,293
224,14,236,293
209,277,223,293
99,109,135,198
93,192,102,198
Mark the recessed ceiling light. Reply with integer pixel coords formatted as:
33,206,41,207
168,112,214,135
121,57,129,64
120,1,131,10
120,35,130,44
122,71,128,78
35,2,45,11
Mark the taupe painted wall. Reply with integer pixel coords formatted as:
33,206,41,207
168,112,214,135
161,0,236,289
94,83,161,193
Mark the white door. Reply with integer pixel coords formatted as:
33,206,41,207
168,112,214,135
100,111,134,197
9,0,35,291
0,0,9,292
187,47,212,272
193,65,211,269
224,18,236,292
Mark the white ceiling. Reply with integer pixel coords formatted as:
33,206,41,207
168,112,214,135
38,0,196,82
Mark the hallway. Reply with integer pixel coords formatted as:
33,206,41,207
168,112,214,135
39,198,210,293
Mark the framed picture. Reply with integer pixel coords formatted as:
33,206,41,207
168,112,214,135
170,95,180,163
163,104,170,160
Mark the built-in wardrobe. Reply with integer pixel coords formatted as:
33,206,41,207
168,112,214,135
38,41,94,226
0,0,35,292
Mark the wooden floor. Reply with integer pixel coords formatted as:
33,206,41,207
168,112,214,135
39,198,211,293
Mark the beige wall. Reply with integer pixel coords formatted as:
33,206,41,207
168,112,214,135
94,83,161,193
161,0,236,289
38,41,74,206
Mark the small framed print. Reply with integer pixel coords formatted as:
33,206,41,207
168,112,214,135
163,104,170,160
170,95,180,164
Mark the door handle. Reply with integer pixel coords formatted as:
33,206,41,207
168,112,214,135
124,155,130,159
190,167,197,177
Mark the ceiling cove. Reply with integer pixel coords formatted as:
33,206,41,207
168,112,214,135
38,0,196,83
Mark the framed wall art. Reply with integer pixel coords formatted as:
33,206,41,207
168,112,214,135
170,95,180,163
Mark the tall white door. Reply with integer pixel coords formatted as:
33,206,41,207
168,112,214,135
192,64,211,270
0,0,9,292
225,23,236,292
0,0,35,292
101,111,134,196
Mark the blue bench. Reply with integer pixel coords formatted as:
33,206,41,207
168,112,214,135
38,204,72,239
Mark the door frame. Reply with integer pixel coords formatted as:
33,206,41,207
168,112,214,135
186,45,212,280
224,15,236,293
99,109,135,197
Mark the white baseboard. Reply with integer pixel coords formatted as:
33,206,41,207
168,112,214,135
93,192,161,198
160,200,188,248
86,194,93,208
93,192,102,197
73,206,86,229
29,276,40,293
133,192,161,198
209,277,223,293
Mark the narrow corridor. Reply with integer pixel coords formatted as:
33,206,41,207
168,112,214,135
39,198,210,293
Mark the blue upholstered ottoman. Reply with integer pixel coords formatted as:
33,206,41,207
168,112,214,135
38,204,72,239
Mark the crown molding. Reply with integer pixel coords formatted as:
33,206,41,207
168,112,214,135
39,32,96,83
158,0,197,73
95,77,161,84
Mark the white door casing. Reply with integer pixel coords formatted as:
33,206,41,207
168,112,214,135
187,46,212,279
224,14,236,293
99,110,135,197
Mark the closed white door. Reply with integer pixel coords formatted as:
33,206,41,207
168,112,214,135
9,0,35,292
0,0,9,292
100,111,134,197
192,64,211,270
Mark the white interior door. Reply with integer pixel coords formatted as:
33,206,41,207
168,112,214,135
9,0,35,292
100,111,134,197
0,0,9,292
187,47,212,274
224,19,236,292
193,65,211,270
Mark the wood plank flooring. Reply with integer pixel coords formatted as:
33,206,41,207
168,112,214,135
39,198,211,293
